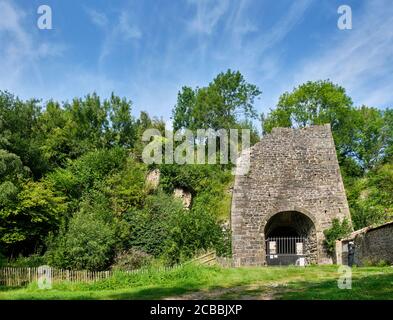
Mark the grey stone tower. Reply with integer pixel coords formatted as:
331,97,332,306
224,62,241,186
231,124,351,266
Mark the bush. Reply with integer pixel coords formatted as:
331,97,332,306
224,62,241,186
363,259,391,267
323,218,352,254
164,207,226,264
124,192,185,257
123,191,229,264
0,252,6,267
45,191,120,270
5,254,47,267
110,248,153,271
47,147,127,200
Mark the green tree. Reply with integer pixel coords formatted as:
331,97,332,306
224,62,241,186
262,81,356,156
172,70,261,131
104,157,148,215
107,94,136,148
383,109,393,162
0,180,66,255
0,91,47,178
348,162,393,229
351,106,387,171
35,100,74,168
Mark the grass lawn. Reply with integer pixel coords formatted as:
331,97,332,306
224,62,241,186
1,264,392,300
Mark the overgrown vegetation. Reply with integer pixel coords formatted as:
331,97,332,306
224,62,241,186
323,218,352,254
0,72,392,270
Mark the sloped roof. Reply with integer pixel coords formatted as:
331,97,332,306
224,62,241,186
341,220,393,241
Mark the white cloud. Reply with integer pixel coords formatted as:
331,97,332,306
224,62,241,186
86,8,142,64
0,0,65,95
292,0,393,107
118,12,142,40
211,0,312,90
188,0,229,35
86,8,108,28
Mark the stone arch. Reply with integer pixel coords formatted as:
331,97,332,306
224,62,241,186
261,206,319,234
262,209,319,264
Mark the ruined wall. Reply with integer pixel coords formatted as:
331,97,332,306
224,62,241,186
352,223,393,266
336,222,393,266
231,124,351,266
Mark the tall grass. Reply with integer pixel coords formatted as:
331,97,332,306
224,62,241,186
45,264,221,291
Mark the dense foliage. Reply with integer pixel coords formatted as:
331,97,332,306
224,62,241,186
0,72,392,269
323,218,352,254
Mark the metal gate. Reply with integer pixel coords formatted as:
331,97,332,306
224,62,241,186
265,236,308,266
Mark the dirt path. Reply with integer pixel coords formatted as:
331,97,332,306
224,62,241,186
164,282,289,300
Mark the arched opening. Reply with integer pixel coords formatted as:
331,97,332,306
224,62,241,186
264,211,317,265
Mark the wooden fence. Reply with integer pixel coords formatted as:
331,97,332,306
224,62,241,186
0,252,232,287
187,251,217,266
0,265,181,287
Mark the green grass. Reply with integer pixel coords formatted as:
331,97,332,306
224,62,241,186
1,264,393,300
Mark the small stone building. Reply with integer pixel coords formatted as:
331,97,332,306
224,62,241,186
336,221,393,266
231,124,351,266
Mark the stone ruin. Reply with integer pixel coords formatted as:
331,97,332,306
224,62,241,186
146,169,192,209
146,168,160,190
231,124,351,266
173,188,192,209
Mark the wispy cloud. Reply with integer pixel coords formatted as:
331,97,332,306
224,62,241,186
86,8,108,28
292,0,393,107
209,0,312,85
86,7,141,64
118,11,142,40
187,0,229,35
0,0,65,95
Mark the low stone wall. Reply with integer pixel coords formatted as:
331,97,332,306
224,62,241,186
336,221,393,266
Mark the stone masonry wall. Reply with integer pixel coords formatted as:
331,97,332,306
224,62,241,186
353,223,393,266
231,124,351,266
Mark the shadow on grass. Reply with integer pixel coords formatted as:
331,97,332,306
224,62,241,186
279,272,393,300
107,283,233,300
109,272,393,300
0,286,23,292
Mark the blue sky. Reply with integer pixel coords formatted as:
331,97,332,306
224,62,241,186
0,0,392,124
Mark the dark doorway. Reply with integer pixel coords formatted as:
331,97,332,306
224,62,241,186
264,211,316,265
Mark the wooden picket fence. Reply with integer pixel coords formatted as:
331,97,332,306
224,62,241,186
187,250,217,266
0,252,229,287
0,265,181,287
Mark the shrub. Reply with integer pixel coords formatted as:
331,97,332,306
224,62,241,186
363,258,391,267
124,192,185,257
45,191,120,270
123,191,229,264
323,218,352,254
164,207,225,264
0,252,6,267
6,254,47,267
46,211,117,270
110,248,153,271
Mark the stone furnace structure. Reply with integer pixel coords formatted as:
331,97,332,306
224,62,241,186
231,124,351,266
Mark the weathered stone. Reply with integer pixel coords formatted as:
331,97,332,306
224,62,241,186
337,221,393,266
146,169,160,190
231,124,351,266
173,188,192,209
